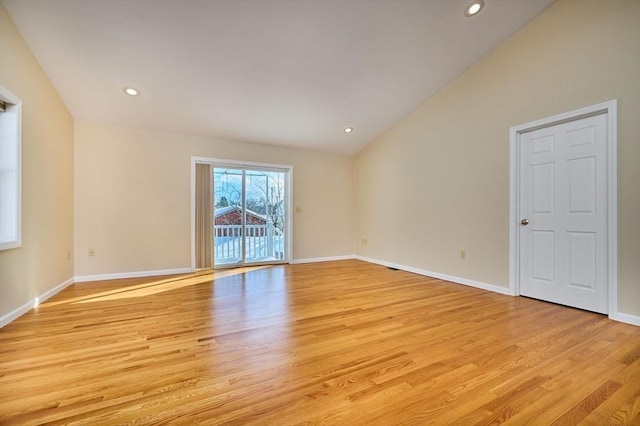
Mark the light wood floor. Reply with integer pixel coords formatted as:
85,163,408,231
1,260,639,425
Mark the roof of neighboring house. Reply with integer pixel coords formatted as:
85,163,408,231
214,206,266,221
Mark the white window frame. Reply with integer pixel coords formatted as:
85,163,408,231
0,85,22,250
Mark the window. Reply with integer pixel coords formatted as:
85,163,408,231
0,85,22,250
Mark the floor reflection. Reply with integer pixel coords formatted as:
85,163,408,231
40,266,273,306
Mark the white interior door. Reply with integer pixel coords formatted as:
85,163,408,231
519,113,608,313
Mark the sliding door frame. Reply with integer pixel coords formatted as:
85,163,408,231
191,156,293,270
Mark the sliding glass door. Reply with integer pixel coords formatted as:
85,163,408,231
213,165,288,268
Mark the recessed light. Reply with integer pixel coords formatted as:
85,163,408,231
464,0,484,17
123,87,141,96
344,127,354,133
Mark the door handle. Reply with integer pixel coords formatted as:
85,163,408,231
521,219,529,226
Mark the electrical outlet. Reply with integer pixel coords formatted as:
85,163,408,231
361,238,368,245
295,206,302,213
67,250,71,260
88,248,96,257
460,250,466,260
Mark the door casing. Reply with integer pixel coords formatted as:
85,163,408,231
509,100,618,319
191,156,293,270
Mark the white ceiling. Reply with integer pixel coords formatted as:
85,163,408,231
2,0,554,155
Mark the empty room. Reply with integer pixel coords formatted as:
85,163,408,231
1,0,639,424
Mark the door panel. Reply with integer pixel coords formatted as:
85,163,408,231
567,231,596,289
213,167,244,268
531,162,554,214
243,169,287,265
519,113,608,313
531,230,554,283
568,156,596,213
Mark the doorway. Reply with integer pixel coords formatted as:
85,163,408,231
213,166,288,267
509,100,617,316
192,158,291,270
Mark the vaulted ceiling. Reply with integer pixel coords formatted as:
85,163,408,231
2,0,555,155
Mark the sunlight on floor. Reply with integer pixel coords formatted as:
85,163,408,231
40,266,272,306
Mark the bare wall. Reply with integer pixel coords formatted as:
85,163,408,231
355,0,640,316
74,122,355,277
0,6,74,320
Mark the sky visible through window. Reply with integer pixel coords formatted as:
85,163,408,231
213,168,286,231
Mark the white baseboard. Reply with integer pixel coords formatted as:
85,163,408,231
355,255,513,296
0,277,74,329
74,267,194,283
290,255,355,264
610,312,640,326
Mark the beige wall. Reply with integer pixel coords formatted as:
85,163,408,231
74,122,354,277
0,6,75,318
355,0,640,316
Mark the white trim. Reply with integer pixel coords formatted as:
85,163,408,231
0,277,74,328
356,256,512,296
606,102,619,320
191,156,292,171
290,255,355,264
190,159,197,270
509,100,618,319
0,85,23,251
611,312,640,327
287,166,294,266
74,268,193,283
190,156,293,270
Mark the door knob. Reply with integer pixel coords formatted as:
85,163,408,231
521,219,529,226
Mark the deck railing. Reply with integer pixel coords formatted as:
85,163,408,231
214,224,283,262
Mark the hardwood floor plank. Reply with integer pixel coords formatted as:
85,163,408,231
1,260,638,424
